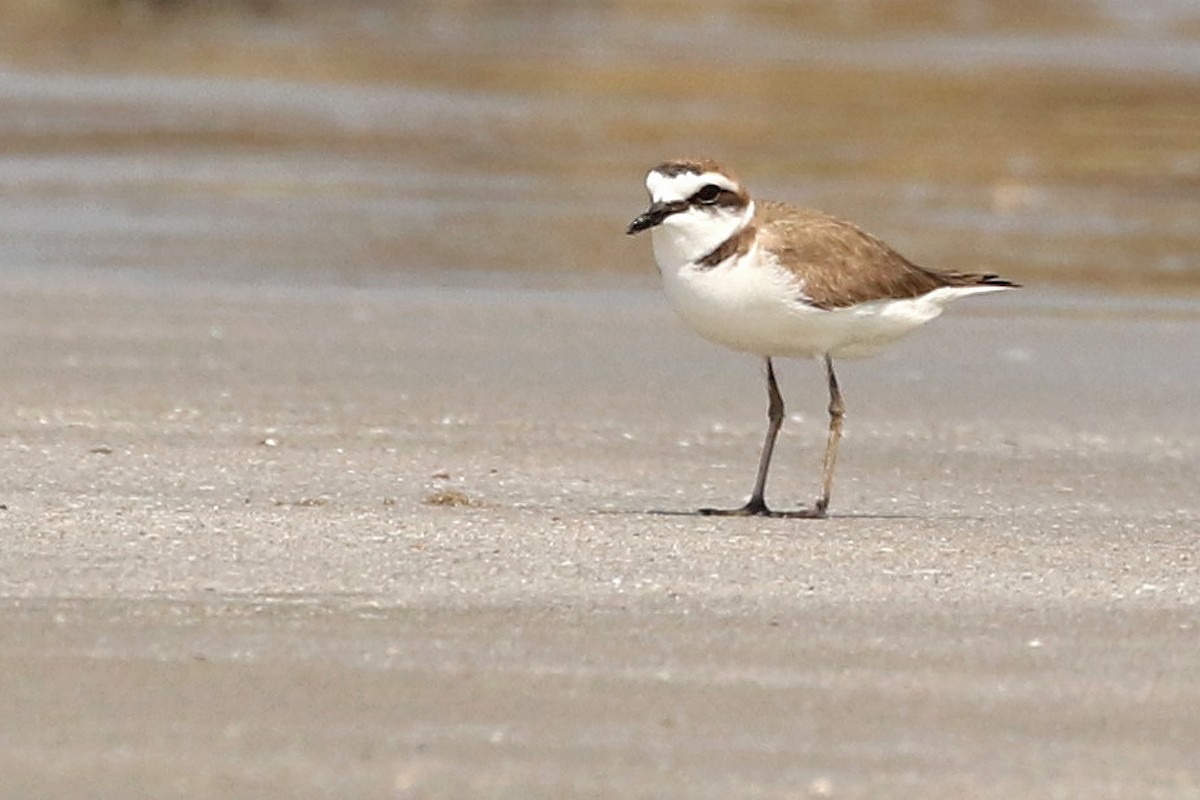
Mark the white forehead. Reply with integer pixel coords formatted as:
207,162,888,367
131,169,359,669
645,170,739,202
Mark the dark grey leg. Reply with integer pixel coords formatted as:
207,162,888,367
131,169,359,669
700,357,783,516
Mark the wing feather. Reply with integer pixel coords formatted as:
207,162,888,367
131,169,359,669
754,202,1015,309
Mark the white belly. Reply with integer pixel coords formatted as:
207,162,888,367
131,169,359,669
660,252,993,360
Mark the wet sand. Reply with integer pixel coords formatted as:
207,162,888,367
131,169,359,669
2,4,1199,293
1,272,1197,798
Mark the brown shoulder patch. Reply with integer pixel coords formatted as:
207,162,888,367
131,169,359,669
755,203,960,309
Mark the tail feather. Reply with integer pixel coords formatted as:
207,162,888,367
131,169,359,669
975,273,1020,288
938,270,1021,289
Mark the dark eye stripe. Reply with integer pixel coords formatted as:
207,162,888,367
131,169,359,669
690,187,743,208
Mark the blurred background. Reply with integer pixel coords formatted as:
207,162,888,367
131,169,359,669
0,0,1197,292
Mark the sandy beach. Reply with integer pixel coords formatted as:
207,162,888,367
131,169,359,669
1,272,1197,798
0,0,1197,795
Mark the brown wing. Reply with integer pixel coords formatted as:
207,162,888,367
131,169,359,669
754,201,1012,310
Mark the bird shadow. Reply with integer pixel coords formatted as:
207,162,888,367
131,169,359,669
595,507,984,522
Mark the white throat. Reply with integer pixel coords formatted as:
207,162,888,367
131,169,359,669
650,199,755,272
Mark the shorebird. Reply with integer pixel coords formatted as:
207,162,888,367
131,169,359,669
627,159,1018,517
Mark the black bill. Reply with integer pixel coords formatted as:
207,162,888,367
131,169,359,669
626,200,686,235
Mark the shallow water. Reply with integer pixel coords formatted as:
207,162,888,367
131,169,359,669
0,0,1197,292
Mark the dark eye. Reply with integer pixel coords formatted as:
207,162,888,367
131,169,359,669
694,184,721,204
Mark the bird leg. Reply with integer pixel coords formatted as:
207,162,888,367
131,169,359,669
700,357,783,516
700,356,843,519
750,355,841,519
811,354,845,517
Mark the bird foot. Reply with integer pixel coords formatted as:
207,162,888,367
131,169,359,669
699,500,827,519
771,506,827,519
699,501,769,517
